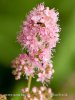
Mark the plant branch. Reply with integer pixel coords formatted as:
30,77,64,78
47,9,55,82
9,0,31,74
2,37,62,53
28,75,32,91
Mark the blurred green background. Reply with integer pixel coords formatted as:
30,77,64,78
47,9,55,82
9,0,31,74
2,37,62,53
0,0,75,100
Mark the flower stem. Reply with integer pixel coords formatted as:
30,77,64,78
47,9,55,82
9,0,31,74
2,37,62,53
28,75,32,91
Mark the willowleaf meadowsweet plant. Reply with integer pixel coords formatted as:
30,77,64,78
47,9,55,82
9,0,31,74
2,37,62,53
12,3,60,100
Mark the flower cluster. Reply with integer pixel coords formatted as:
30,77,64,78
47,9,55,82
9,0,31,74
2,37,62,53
12,53,54,83
11,3,60,100
17,3,60,54
21,86,52,100
12,3,60,84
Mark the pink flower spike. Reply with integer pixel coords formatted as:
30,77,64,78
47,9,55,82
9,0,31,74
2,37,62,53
12,3,60,93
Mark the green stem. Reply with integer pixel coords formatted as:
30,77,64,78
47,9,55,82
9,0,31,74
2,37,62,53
28,75,32,91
